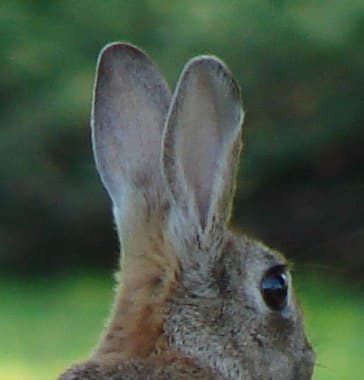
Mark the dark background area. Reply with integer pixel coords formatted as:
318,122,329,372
1,0,363,281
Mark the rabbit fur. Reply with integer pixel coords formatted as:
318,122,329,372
59,43,315,380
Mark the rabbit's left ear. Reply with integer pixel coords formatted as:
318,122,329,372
162,56,244,232
91,43,171,207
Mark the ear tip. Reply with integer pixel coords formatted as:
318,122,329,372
185,54,230,71
96,42,150,72
182,55,242,104
99,41,145,58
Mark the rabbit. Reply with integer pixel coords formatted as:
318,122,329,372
59,42,315,380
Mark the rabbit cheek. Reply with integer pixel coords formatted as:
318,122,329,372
262,315,314,379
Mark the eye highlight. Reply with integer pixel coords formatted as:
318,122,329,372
260,265,288,311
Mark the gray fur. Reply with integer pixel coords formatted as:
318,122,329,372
91,42,171,207
162,56,243,232
59,43,315,380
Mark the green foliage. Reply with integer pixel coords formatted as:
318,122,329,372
0,273,362,380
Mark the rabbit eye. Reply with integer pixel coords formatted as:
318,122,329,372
260,266,288,311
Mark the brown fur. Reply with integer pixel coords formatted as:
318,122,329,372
59,43,314,380
93,228,179,360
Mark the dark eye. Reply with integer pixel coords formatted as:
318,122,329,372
260,266,288,311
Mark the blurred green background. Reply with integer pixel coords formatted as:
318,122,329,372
1,1,363,379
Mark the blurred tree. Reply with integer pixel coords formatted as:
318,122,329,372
0,0,363,278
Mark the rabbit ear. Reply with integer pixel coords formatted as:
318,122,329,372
91,42,171,206
162,56,244,232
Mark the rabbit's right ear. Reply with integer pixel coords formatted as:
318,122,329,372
91,43,171,206
162,57,244,234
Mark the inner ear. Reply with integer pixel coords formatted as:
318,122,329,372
91,42,172,205
162,56,244,231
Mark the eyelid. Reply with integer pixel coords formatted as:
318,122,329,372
268,264,288,273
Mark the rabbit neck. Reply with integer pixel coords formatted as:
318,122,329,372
92,191,179,360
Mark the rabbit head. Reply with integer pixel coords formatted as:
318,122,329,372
63,43,315,380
